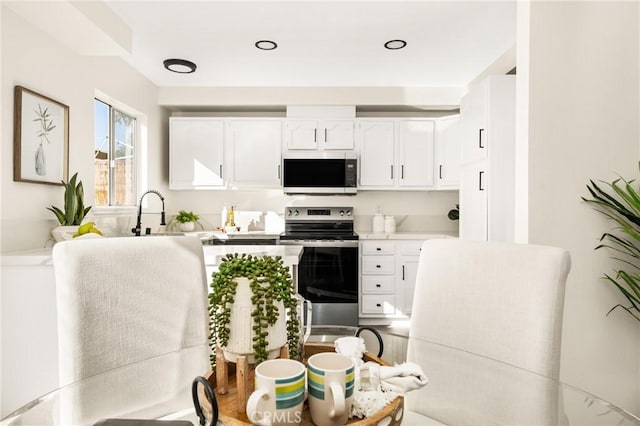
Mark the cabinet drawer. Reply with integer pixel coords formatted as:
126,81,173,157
362,256,395,275
361,295,396,314
362,241,395,255
397,240,426,256
362,276,395,294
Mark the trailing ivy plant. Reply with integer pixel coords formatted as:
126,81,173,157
583,164,640,322
208,253,301,369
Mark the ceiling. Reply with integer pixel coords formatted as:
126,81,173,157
102,1,516,88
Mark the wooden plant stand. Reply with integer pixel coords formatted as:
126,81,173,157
214,345,290,414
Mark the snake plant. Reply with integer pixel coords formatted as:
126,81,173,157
583,164,640,322
47,172,92,225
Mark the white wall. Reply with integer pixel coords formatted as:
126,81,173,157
0,7,165,252
525,1,640,413
0,6,459,252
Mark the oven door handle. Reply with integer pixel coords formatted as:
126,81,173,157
279,240,359,248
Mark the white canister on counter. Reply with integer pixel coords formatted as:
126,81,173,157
221,204,228,228
384,215,396,234
372,213,384,233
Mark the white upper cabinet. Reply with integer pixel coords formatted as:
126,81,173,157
459,75,516,242
358,119,435,190
435,116,461,190
397,120,435,188
358,120,395,187
285,119,354,150
226,119,282,188
460,84,487,165
169,117,225,190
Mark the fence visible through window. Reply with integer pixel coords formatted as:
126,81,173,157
94,99,136,206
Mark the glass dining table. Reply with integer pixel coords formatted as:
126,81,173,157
2,336,639,426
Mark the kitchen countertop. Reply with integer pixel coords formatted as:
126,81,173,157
1,248,54,266
2,240,303,267
358,232,457,240
205,230,281,241
202,244,302,266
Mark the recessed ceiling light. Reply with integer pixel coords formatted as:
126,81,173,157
255,40,278,51
163,58,197,73
384,40,407,50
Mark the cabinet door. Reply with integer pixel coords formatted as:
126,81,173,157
362,276,395,294
170,118,225,189
459,160,488,241
358,121,395,188
436,116,461,190
362,256,395,275
361,295,396,315
284,120,318,150
321,120,355,149
227,120,282,187
460,84,487,164
397,120,435,188
397,255,420,316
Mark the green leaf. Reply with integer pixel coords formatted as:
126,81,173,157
46,206,66,225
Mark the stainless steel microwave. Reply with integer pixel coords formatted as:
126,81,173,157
282,152,357,195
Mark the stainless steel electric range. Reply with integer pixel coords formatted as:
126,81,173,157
279,206,358,326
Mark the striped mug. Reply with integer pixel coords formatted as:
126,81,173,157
307,352,355,426
246,359,306,426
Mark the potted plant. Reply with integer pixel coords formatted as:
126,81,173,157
208,253,301,369
47,172,92,241
176,210,200,232
583,164,640,322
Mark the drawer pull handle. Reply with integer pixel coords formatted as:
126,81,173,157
376,265,381,268
376,247,382,251
376,303,382,307
375,284,381,287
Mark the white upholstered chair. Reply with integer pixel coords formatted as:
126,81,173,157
52,236,210,422
402,239,571,425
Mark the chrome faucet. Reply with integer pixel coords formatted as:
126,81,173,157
132,190,166,236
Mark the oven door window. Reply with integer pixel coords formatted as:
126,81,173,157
297,246,358,303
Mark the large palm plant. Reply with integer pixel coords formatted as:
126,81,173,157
584,166,640,322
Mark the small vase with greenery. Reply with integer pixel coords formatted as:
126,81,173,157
47,172,91,226
208,253,301,369
176,210,199,231
584,164,640,322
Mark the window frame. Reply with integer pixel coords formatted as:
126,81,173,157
93,93,144,216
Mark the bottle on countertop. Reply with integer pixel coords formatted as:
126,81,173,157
372,206,384,233
226,205,236,227
221,204,228,228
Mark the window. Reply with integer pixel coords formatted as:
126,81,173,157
94,99,136,206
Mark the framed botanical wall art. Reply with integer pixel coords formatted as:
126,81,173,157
13,86,69,185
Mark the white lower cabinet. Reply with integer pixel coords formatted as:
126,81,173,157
361,295,397,315
1,258,59,417
359,240,425,322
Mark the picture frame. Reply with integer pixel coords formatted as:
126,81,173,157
13,85,69,185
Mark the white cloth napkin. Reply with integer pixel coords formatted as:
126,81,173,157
363,361,429,393
334,337,429,419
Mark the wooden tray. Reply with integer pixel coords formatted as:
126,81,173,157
203,343,404,426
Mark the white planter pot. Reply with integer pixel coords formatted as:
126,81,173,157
179,221,195,232
221,277,288,363
51,226,79,242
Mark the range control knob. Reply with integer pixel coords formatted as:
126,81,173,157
293,209,299,216
346,209,352,216
339,210,345,216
